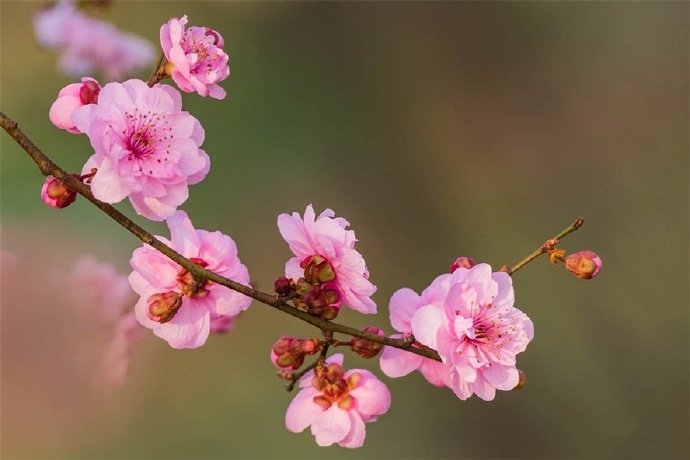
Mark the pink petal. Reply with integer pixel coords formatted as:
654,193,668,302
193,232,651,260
388,288,422,333
418,359,452,388
410,304,444,350
338,411,366,449
347,369,391,420
471,374,497,401
277,213,313,258
90,157,130,203
153,300,210,349
167,210,201,258
482,364,519,391
285,387,323,433
311,406,351,447
379,345,423,378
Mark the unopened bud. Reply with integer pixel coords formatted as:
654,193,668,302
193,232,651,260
205,28,224,47
41,175,77,208
274,276,293,295
146,291,183,323
321,306,340,320
79,80,100,105
351,326,385,358
301,338,320,355
565,250,602,280
450,256,476,273
512,369,526,391
271,336,312,370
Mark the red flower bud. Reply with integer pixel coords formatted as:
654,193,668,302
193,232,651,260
146,291,183,323
565,250,602,280
450,256,476,273
41,175,78,208
274,276,293,295
79,80,101,105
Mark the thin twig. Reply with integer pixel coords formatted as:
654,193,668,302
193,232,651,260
508,217,585,275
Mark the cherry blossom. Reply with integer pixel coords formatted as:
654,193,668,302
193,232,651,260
49,77,100,134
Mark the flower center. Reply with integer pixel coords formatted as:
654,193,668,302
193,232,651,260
311,363,361,410
177,257,211,298
122,108,173,170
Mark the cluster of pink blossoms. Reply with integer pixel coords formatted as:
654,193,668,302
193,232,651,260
34,9,604,451
34,0,154,81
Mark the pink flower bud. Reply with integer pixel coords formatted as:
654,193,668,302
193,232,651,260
450,256,477,273
351,326,385,358
565,250,602,279
271,336,317,371
274,276,293,295
49,77,101,134
41,175,77,208
146,291,183,323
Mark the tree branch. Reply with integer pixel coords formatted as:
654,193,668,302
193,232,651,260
0,111,439,361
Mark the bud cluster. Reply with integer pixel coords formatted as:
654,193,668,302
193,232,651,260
276,255,343,320
271,336,321,371
350,326,385,358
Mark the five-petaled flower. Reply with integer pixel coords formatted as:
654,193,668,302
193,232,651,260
72,79,210,221
285,354,391,448
129,211,251,348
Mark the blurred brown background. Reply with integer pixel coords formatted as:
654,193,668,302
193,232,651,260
1,1,688,458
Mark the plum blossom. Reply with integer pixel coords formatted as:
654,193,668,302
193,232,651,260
411,264,533,401
72,79,210,221
285,354,391,448
277,205,377,315
49,77,100,133
379,284,451,387
129,211,251,349
160,15,230,99
33,0,154,81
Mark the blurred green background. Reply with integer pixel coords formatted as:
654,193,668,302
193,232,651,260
1,1,688,458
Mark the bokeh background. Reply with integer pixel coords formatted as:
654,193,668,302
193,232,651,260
1,1,688,458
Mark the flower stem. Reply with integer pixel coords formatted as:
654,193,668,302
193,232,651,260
147,53,166,87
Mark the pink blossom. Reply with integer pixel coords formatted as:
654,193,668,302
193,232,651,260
71,255,134,323
379,284,451,387
49,77,100,134
565,250,603,279
277,205,377,314
411,264,534,401
129,211,251,349
160,15,230,99
33,1,154,81
285,354,391,448
72,79,210,221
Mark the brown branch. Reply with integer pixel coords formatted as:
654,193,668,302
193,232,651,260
0,111,440,362
508,217,585,275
